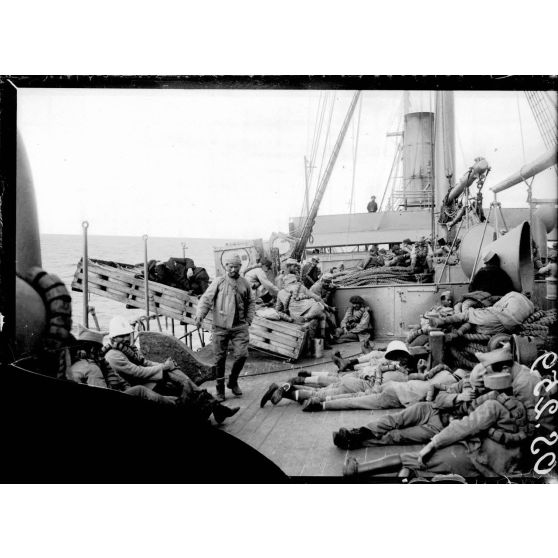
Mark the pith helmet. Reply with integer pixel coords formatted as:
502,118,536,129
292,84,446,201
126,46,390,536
475,345,513,367
77,324,108,345
108,316,134,338
385,340,411,361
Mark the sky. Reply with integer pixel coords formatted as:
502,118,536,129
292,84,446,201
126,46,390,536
17,86,557,240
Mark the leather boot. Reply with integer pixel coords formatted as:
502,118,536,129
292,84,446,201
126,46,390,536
332,352,358,372
215,378,226,402
343,454,402,477
227,357,246,397
260,383,279,407
272,383,299,404
212,402,240,424
360,340,372,354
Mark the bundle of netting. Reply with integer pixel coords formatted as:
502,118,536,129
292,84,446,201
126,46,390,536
332,266,424,287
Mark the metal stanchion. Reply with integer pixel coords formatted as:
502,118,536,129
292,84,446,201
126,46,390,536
149,293,163,332
143,234,150,331
89,306,100,331
82,221,89,328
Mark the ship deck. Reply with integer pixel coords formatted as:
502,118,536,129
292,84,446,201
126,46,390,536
197,341,422,479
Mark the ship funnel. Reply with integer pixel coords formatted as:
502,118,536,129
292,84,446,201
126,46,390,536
460,221,533,293
535,204,557,233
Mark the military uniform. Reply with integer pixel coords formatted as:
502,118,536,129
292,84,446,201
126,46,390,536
196,271,255,398
400,393,530,478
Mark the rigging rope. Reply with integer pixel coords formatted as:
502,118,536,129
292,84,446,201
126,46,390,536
516,92,527,164
348,94,363,219
298,93,328,222
299,93,329,220
308,93,328,188
315,95,336,197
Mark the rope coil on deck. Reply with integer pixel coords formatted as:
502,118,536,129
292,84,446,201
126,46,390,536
332,266,426,287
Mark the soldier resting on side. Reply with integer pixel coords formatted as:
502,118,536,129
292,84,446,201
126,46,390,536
342,368,533,480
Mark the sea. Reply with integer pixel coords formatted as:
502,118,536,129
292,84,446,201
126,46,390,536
40,233,239,334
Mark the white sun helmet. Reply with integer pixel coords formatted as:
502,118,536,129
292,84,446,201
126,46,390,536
108,316,134,339
384,340,411,361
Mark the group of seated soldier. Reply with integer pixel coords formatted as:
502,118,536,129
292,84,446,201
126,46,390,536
269,259,375,355
68,316,239,425
358,238,435,276
245,255,341,355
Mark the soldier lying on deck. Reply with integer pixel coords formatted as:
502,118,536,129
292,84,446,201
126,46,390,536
332,345,540,450
296,367,460,412
147,257,210,296
342,368,534,480
259,341,449,411
429,290,534,336
296,343,428,388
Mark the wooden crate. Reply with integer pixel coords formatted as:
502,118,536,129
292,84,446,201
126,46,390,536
249,317,307,360
72,259,308,361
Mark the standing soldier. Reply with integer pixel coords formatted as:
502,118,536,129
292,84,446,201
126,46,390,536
195,254,255,401
367,195,378,213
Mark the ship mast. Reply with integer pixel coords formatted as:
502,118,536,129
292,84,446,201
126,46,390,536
433,91,456,240
290,91,361,260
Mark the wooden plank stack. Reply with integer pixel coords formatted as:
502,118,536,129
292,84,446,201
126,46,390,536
71,258,307,361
